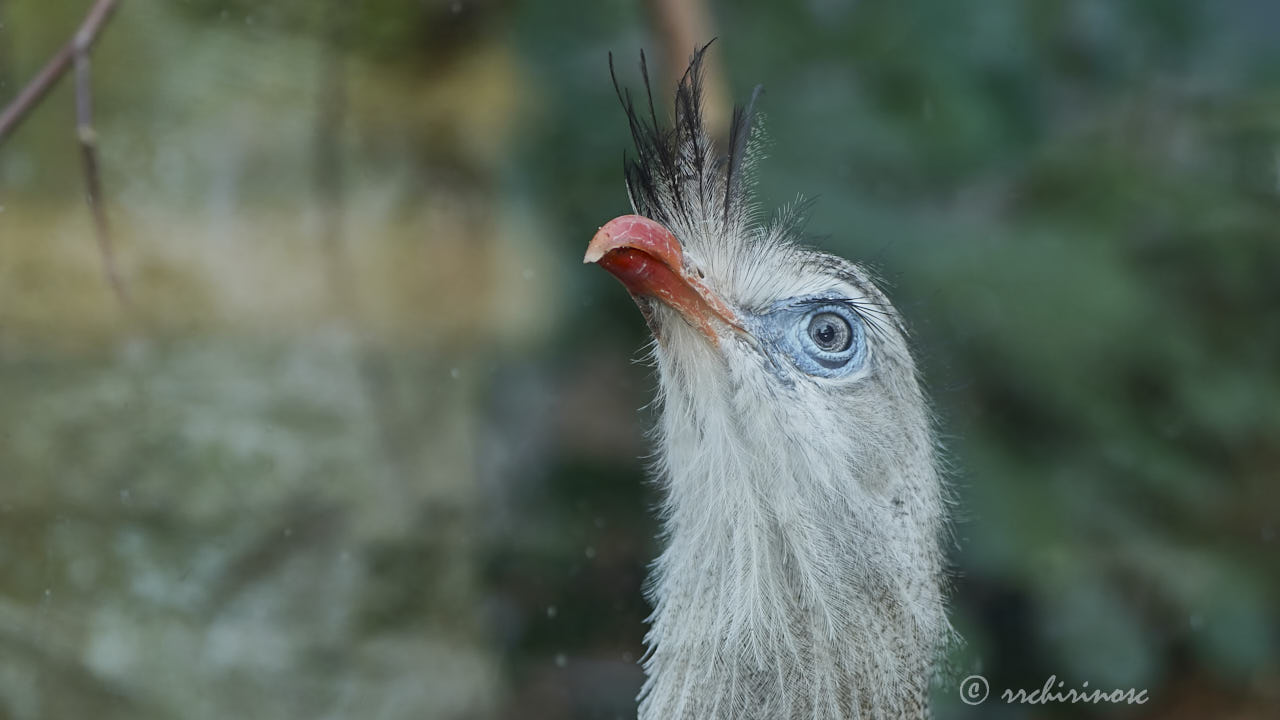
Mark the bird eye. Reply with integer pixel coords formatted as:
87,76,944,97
779,303,867,377
751,300,869,379
807,312,852,352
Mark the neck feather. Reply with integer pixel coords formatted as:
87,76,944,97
637,344,946,720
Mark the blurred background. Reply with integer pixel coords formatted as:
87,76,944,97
1,1,1277,718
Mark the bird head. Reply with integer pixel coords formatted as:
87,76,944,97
586,47,931,507
585,45,947,719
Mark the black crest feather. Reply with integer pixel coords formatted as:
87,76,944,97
608,41,762,232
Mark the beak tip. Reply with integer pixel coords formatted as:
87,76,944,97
584,226,618,265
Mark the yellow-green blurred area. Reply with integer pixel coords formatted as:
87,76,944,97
0,1,1277,718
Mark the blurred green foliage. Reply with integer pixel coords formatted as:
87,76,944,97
513,0,1280,716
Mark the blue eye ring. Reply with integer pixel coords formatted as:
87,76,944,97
746,298,871,380
789,303,867,376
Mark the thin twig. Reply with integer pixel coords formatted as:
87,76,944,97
0,0,119,143
0,46,74,143
73,16,129,306
0,0,129,307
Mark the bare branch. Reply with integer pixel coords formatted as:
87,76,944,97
0,0,119,143
74,25,129,306
0,0,130,308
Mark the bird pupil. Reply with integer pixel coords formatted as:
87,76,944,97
808,311,850,352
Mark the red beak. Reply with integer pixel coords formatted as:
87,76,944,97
585,215,740,345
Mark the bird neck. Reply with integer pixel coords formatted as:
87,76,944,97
637,361,945,719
